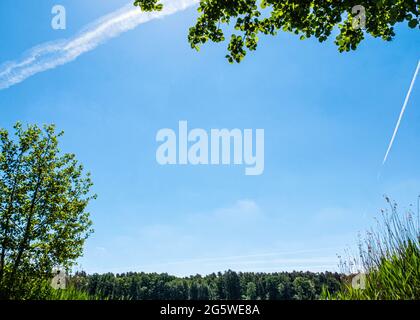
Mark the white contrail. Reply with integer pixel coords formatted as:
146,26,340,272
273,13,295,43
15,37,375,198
382,60,420,165
0,0,198,90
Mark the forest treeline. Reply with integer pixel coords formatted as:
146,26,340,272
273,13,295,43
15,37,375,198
70,270,343,300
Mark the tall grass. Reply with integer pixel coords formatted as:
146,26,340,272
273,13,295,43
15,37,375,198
46,286,99,300
16,280,101,300
330,196,420,300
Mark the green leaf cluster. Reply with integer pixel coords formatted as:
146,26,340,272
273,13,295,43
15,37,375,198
135,0,419,63
134,0,163,12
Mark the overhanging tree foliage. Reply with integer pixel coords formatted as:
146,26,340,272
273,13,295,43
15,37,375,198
135,0,419,62
0,123,95,299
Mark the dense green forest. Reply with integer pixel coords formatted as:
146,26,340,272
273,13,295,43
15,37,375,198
70,270,343,300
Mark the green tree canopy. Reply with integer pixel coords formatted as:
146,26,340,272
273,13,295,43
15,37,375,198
293,276,317,300
0,123,95,299
135,0,419,62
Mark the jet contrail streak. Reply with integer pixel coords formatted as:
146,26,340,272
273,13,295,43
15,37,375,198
0,0,198,90
383,60,420,165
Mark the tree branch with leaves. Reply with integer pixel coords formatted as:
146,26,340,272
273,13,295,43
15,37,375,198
135,0,419,63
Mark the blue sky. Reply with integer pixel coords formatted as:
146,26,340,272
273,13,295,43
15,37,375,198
0,0,419,276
